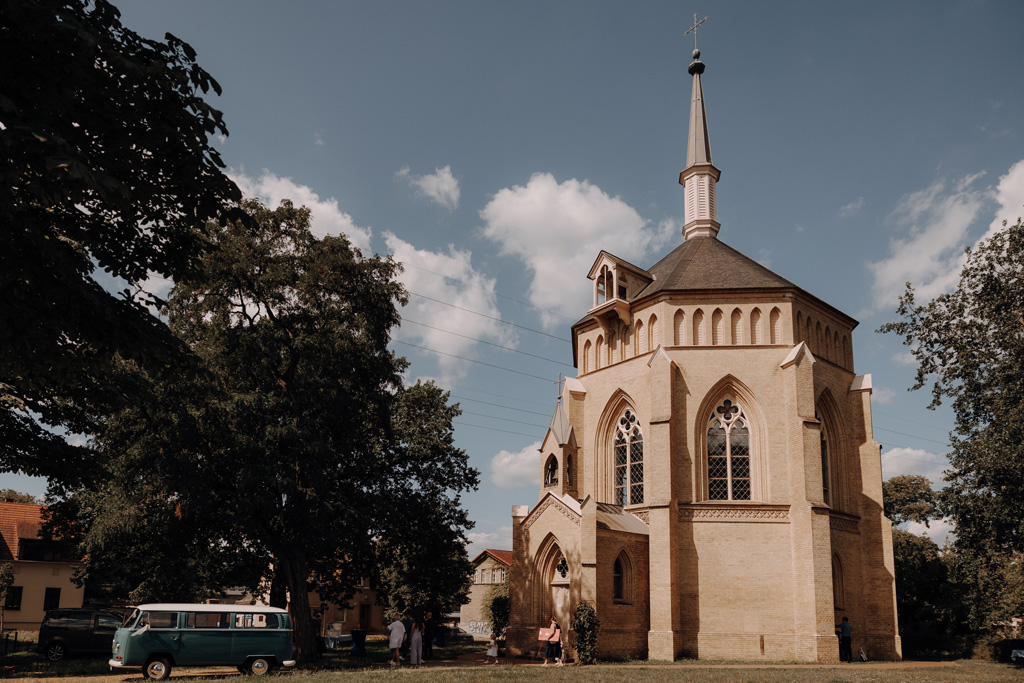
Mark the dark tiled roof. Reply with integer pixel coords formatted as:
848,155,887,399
635,236,798,297
0,502,44,561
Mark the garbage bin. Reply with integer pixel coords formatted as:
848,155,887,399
350,629,367,656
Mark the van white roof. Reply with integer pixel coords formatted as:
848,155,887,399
135,604,288,614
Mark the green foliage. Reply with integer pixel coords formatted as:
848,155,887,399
0,489,38,504
879,217,1024,648
70,199,477,664
1,0,244,491
487,594,510,638
0,562,14,631
571,600,601,665
883,475,938,526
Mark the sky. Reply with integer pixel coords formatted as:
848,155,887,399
5,0,1024,555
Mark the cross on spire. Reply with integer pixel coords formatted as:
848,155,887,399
553,372,565,401
684,13,708,51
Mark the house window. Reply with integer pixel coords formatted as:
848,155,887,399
43,587,61,611
707,399,751,500
614,410,644,506
4,586,22,610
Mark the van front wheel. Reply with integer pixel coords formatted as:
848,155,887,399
246,657,273,675
144,656,172,680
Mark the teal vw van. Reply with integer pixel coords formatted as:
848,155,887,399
109,604,295,679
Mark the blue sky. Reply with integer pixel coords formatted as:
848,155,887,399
5,0,1024,554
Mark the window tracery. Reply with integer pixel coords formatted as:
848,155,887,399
614,409,644,506
706,399,751,500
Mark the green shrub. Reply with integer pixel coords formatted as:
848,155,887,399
571,601,600,665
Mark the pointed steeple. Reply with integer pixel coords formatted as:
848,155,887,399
679,48,722,240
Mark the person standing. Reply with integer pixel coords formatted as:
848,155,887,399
423,611,436,660
836,616,852,662
542,613,563,666
485,632,499,664
409,619,424,666
388,615,407,666
400,614,414,658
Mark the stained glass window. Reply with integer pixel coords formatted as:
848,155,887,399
706,399,751,500
614,409,644,505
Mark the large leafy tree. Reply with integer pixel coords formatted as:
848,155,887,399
882,475,938,527
880,217,1024,644
77,199,478,663
0,0,242,487
880,218,1024,557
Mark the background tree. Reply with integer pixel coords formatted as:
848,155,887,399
371,381,477,620
883,475,938,527
0,563,14,631
0,490,38,504
0,0,242,489
880,216,1024,648
73,199,478,663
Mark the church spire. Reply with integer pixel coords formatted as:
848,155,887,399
679,45,722,240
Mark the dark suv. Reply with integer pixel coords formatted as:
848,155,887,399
37,608,124,661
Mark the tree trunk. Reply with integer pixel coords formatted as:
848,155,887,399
282,552,319,663
269,561,288,609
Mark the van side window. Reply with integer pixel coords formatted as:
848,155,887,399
145,612,178,629
235,613,279,629
186,612,229,628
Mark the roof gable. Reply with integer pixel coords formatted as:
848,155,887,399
0,502,44,561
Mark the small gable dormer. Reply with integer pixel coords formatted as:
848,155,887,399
587,251,653,333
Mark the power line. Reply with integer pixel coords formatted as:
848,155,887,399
461,410,548,429
392,340,554,382
407,291,570,342
874,410,951,434
400,318,573,368
874,426,949,447
442,383,554,410
453,420,543,438
403,262,573,322
450,395,552,417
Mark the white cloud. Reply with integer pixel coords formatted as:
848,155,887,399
867,159,1024,312
489,441,541,490
480,173,675,329
892,351,917,367
907,517,955,547
881,447,949,484
385,233,512,382
466,525,514,559
872,386,896,404
396,165,461,210
839,197,864,219
314,131,325,147
230,170,372,253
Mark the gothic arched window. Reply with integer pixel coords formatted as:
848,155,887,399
614,409,644,506
613,558,624,600
706,399,751,500
544,455,558,486
820,422,831,506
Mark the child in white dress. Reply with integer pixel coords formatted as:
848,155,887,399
485,633,498,664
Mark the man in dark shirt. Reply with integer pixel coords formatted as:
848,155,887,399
836,616,852,662
423,611,436,660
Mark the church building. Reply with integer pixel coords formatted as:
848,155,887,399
506,48,901,662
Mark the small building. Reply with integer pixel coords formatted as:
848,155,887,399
461,549,511,639
0,502,83,630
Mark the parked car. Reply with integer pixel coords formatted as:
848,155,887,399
37,608,125,661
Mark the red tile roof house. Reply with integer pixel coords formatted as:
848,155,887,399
0,502,83,630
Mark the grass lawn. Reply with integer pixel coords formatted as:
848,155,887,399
3,636,1021,682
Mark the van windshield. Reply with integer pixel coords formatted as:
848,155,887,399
124,609,141,629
